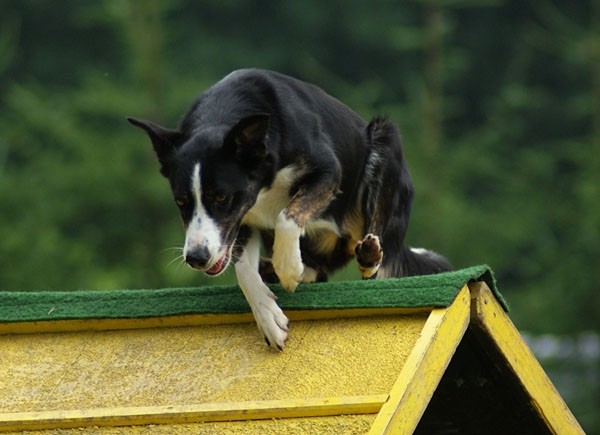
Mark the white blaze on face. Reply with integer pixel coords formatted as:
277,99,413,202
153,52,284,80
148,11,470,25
183,163,223,263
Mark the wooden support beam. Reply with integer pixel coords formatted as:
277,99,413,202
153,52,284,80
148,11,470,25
369,285,471,434
469,282,585,435
0,395,387,432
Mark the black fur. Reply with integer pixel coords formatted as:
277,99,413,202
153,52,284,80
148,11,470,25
129,69,451,348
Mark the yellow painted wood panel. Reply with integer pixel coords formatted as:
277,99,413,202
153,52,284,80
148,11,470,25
0,315,426,416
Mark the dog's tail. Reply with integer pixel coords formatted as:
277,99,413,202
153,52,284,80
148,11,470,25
361,116,413,245
361,116,452,279
364,118,452,278
400,246,452,276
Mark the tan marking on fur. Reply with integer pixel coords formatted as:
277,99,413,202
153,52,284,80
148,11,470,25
308,230,341,255
284,185,336,228
347,239,360,258
343,207,364,256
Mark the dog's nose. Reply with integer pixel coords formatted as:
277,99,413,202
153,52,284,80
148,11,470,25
185,247,211,269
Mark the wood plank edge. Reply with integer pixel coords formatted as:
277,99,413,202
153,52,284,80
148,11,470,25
368,285,471,434
0,307,432,335
0,394,388,432
469,282,585,434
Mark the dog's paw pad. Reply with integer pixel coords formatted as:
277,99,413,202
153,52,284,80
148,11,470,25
355,234,383,278
356,234,383,265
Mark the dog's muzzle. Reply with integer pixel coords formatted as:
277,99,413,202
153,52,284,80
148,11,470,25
185,246,211,270
185,247,229,276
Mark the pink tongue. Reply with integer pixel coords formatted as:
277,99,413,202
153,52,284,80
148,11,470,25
207,255,225,274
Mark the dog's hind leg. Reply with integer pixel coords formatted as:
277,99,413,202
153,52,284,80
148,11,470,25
258,231,328,284
357,117,414,279
258,257,280,283
259,257,327,284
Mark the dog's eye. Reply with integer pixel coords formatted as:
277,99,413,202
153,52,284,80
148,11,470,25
175,198,187,207
215,194,228,203
206,191,229,204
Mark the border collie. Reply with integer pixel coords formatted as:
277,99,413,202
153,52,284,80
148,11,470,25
128,69,450,350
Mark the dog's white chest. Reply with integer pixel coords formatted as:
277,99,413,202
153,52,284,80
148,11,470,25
243,166,299,229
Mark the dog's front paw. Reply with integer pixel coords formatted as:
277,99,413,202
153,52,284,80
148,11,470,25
272,249,303,292
272,212,304,292
254,299,290,350
355,233,383,278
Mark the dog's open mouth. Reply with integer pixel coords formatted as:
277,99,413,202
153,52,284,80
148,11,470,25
205,251,229,276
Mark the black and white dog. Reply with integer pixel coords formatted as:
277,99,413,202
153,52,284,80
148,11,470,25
129,69,450,350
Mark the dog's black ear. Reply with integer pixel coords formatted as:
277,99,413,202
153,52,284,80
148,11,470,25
227,114,270,161
127,117,183,177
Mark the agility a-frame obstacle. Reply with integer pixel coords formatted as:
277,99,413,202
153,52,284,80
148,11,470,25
0,266,584,433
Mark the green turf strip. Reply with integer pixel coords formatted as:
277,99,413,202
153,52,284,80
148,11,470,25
0,265,505,323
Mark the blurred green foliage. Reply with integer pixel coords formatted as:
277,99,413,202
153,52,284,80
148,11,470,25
0,0,598,430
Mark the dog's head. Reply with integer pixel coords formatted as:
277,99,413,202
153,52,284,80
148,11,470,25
128,114,271,275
